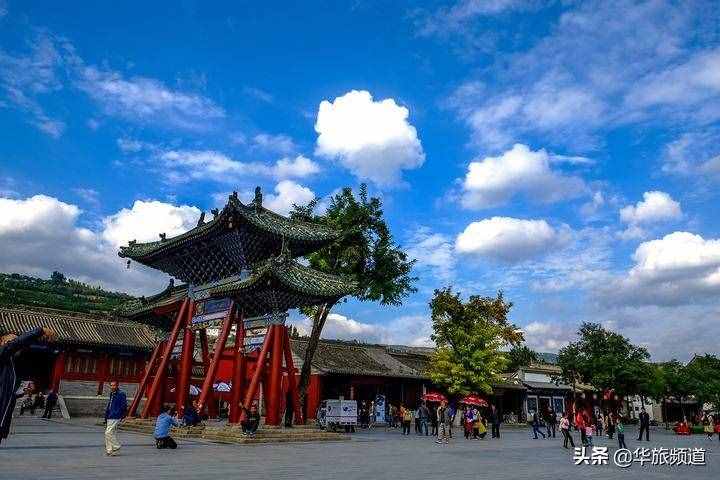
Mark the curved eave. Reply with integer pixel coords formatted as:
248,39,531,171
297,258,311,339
208,259,358,301
118,196,341,263
115,284,189,319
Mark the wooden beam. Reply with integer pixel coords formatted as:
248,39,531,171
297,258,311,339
265,325,284,426
196,303,235,413
141,299,190,418
229,310,246,423
240,325,274,422
282,327,304,425
175,302,196,417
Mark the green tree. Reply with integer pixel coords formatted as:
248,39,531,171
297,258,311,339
290,185,417,408
555,343,583,411
661,359,693,421
505,344,538,373
426,288,523,396
562,323,650,399
50,271,66,284
636,363,667,409
686,355,720,413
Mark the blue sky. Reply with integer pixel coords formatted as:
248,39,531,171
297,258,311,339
1,0,719,360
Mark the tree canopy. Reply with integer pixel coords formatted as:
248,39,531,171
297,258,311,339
290,185,417,405
426,288,523,396
505,344,538,373
557,323,649,397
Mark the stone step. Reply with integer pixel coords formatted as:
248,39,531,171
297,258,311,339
118,419,348,444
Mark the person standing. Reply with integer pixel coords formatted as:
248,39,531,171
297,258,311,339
560,412,574,449
1,326,55,446
463,407,473,439
596,412,604,437
617,417,627,449
418,401,429,436
489,404,501,438
154,405,179,449
637,407,650,441
42,389,58,419
436,401,450,445
606,412,615,439
104,380,127,456
577,412,587,446
401,404,412,435
546,407,557,438
531,411,546,439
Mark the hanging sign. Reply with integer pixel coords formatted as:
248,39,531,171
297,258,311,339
191,297,233,329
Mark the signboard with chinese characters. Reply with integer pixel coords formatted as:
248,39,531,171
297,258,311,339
190,297,233,329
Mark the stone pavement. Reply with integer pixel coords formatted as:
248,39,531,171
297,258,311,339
1,417,718,480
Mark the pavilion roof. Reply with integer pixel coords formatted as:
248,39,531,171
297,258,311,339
118,189,342,284
116,252,358,320
0,307,159,351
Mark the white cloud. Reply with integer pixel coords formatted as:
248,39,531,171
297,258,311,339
522,321,574,352
252,133,296,155
272,155,321,178
292,312,432,346
406,227,456,281
0,33,67,137
461,144,587,209
77,66,225,130
156,150,320,184
625,48,720,114
315,90,425,186
262,180,315,216
443,1,718,151
0,194,181,294
662,129,720,177
101,200,201,248
605,231,720,306
456,216,569,263
619,191,682,239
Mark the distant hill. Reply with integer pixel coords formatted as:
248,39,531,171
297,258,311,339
0,272,134,314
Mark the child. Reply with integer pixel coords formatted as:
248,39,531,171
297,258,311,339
617,417,627,449
585,422,594,447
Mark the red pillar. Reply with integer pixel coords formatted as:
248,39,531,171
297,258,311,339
281,327,303,424
240,326,275,422
198,329,218,418
128,341,163,417
305,375,322,420
141,299,190,418
196,304,235,413
175,314,196,416
97,353,110,396
229,312,246,423
265,325,284,426
50,351,65,393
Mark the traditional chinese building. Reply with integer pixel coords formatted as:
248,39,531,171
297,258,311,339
115,188,357,424
0,306,157,415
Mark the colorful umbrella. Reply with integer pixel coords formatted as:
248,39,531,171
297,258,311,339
422,392,447,402
460,394,488,407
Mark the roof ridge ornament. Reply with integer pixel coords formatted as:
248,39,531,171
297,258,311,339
211,208,219,219
197,212,206,227
253,186,262,209
159,233,166,242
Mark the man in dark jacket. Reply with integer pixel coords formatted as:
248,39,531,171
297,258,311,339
104,380,127,456
42,390,58,419
637,407,650,441
489,404,501,438
1,326,55,445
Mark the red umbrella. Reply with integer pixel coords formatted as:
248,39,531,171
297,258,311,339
460,394,488,407
422,392,447,402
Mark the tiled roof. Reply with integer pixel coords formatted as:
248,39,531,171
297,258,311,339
0,307,159,351
289,339,431,379
118,192,341,266
117,255,358,319
115,282,188,319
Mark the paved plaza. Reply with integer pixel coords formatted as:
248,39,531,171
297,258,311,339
1,418,718,479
